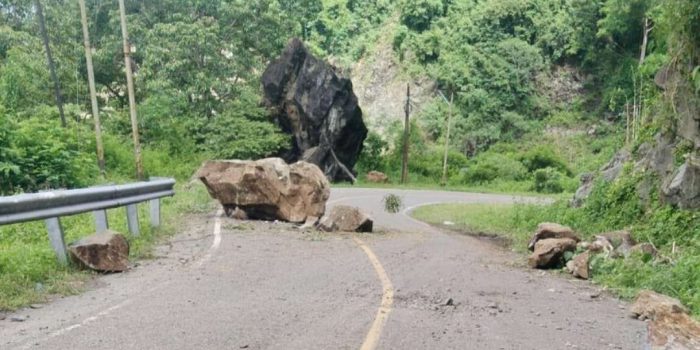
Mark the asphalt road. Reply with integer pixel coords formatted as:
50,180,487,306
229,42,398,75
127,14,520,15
1,188,646,349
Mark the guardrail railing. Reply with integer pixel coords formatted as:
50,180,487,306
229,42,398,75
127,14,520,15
0,178,176,265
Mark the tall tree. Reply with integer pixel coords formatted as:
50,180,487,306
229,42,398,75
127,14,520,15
34,0,66,127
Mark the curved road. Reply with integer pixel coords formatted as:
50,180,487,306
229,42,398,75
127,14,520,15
1,188,645,349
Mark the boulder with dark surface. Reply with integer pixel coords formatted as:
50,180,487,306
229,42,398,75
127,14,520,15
68,230,129,272
661,155,700,209
262,38,368,182
197,158,330,223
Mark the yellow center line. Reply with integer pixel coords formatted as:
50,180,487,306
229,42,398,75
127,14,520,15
353,236,394,350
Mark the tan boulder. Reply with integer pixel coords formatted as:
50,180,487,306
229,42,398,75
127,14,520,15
527,223,580,251
366,171,389,183
528,238,577,269
630,290,700,350
68,230,129,272
570,251,591,279
197,158,330,223
318,205,373,232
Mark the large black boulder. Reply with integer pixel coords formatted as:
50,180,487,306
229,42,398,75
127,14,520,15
262,38,367,182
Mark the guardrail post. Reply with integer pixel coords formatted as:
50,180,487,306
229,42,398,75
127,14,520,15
126,204,140,235
45,217,68,265
149,198,160,227
93,209,109,232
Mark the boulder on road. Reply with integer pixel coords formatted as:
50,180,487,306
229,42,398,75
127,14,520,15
527,223,580,251
197,158,330,223
528,238,577,269
68,230,129,272
366,171,389,183
318,205,373,232
630,290,700,350
262,38,367,182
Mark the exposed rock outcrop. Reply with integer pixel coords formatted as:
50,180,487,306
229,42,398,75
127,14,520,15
68,230,129,272
197,158,330,223
572,150,631,207
318,205,373,232
661,155,700,209
262,38,367,182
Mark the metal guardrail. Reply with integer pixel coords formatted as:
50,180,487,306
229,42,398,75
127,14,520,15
0,178,176,265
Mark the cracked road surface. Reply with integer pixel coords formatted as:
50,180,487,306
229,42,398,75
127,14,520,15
1,188,645,349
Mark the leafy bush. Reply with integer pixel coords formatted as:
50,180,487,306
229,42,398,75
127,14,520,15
383,194,403,213
519,144,571,175
0,114,97,194
356,131,389,174
462,152,528,184
532,167,575,193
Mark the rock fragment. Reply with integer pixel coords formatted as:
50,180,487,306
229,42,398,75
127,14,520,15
528,238,577,269
68,230,129,272
528,223,580,251
318,205,373,232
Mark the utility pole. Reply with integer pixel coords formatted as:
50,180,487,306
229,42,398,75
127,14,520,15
35,0,66,127
441,91,454,186
118,0,144,180
401,83,410,184
79,0,105,176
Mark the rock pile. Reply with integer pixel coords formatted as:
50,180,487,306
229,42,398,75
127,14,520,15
527,223,658,281
262,38,368,182
197,158,330,224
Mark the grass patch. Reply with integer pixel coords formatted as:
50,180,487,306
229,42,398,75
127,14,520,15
0,183,212,311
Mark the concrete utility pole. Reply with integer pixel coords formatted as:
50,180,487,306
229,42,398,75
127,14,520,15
440,91,454,186
79,0,105,176
401,83,410,184
118,0,144,180
35,0,66,127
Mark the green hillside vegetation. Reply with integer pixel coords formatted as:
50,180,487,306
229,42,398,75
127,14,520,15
1,0,699,314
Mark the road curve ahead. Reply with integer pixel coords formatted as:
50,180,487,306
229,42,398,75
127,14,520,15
0,188,645,350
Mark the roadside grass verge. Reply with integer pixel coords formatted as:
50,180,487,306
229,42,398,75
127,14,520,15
0,183,213,311
411,201,700,317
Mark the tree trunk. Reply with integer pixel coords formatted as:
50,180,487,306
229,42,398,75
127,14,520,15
35,0,66,127
639,17,652,67
79,0,105,176
441,91,453,186
118,0,144,180
401,83,410,184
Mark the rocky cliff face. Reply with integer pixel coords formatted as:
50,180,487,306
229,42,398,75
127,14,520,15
262,38,367,182
574,66,700,209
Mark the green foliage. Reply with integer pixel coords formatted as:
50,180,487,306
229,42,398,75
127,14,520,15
0,114,96,194
462,152,528,183
398,0,444,32
520,144,571,175
532,167,576,193
356,131,389,173
382,193,403,213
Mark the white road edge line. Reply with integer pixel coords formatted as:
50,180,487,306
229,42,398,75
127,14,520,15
17,208,225,349
195,207,224,267
353,236,394,350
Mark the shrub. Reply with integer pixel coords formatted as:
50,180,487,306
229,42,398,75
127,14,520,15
532,167,576,193
383,194,403,213
520,144,571,175
462,152,528,184
0,115,97,194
